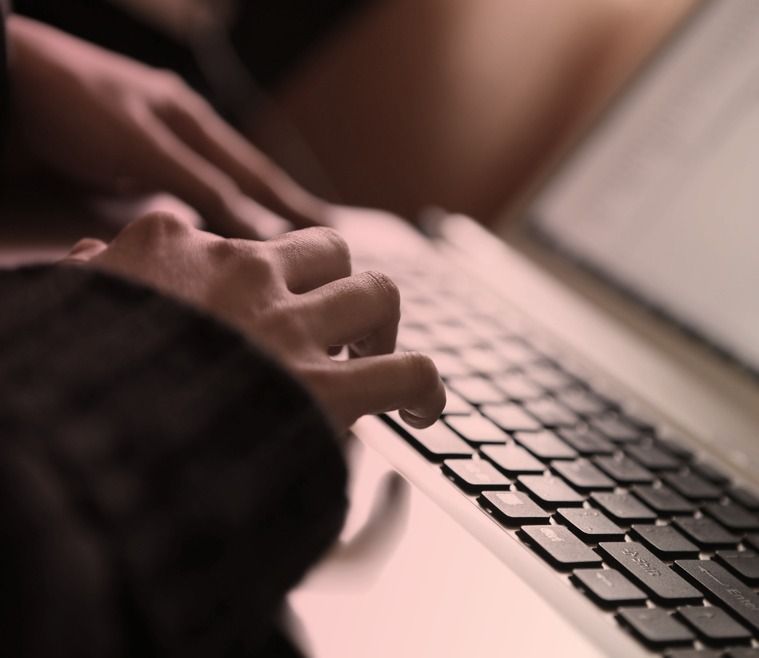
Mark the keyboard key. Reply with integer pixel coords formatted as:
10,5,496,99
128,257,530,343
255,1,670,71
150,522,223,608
573,568,647,607
631,525,700,560
673,517,740,549
676,605,752,646
617,607,695,648
444,414,509,445
729,486,759,511
556,507,624,542
521,525,602,569
624,443,682,471
593,455,655,484
674,560,759,634
443,387,475,415
525,363,578,391
557,387,611,417
591,492,657,524
663,472,722,501
631,485,695,515
497,339,542,368
478,490,550,526
715,550,759,586
447,376,505,404
657,437,694,461
442,458,511,492
514,431,577,461
481,443,545,476
724,649,759,658
522,399,578,428
518,475,585,508
384,413,473,461
592,415,642,443
745,533,759,552
703,502,759,532
691,461,731,486
552,459,615,492
666,650,722,658
480,403,542,432
558,427,615,456
457,347,508,375
491,373,544,401
599,543,702,605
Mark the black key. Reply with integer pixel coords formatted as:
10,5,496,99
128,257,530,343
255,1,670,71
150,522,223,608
447,376,505,404
677,604,753,645
745,533,759,552
715,550,759,586
522,399,578,428
624,443,681,471
442,458,511,492
599,543,702,605
573,568,647,607
557,387,610,417
521,524,602,569
517,475,585,508
631,485,695,515
514,431,577,460
443,386,475,415
478,490,550,526
481,443,545,475
674,560,759,633
691,461,731,486
556,508,624,542
657,438,694,461
631,525,700,560
617,607,694,648
552,459,615,492
593,415,642,443
591,492,657,524
558,427,615,456
663,472,722,501
480,403,542,432
729,486,759,511
492,373,544,401
526,364,579,392
704,502,759,532
673,517,740,549
444,414,509,445
385,413,473,461
593,454,655,484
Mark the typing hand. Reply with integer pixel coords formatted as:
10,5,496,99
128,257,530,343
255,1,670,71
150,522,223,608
8,15,328,239
64,215,445,431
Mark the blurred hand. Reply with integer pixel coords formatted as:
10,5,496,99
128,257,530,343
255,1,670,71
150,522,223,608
8,15,328,238
64,213,445,431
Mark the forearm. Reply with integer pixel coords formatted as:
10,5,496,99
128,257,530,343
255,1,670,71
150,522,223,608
0,265,348,657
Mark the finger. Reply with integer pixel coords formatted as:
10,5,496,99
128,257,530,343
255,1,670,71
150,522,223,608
62,238,108,264
136,111,287,239
300,271,399,355
269,227,352,293
158,100,326,228
327,351,445,429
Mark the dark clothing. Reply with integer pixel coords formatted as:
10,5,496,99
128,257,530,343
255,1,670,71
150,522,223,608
0,265,348,657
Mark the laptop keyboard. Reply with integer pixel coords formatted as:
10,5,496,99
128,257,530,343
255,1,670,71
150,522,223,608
366,256,759,657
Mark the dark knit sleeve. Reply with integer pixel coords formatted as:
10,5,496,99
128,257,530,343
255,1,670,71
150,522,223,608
0,265,348,658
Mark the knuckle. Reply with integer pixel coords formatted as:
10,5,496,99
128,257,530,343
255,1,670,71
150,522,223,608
120,211,189,244
311,226,351,268
210,238,280,281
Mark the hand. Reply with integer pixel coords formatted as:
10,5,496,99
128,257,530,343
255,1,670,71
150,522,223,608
64,213,445,431
7,16,328,238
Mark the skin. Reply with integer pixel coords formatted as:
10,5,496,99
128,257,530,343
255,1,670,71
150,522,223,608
64,217,446,432
6,14,329,238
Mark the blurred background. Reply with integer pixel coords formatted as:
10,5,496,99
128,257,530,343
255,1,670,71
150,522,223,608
15,0,693,224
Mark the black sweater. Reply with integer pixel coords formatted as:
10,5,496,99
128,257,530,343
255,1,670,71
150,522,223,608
0,265,348,657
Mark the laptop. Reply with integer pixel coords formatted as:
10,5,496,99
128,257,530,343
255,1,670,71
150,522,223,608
291,2,759,656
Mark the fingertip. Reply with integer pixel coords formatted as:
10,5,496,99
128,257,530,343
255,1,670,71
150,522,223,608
399,408,436,429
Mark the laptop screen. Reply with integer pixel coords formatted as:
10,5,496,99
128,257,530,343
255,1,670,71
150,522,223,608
528,0,759,373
